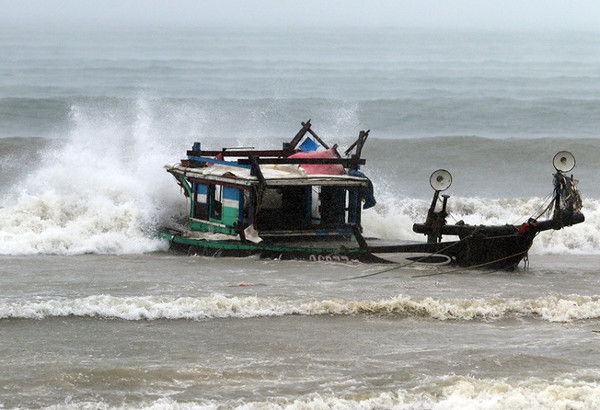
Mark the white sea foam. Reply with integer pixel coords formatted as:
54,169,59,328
3,294,600,322
0,99,189,255
35,375,600,410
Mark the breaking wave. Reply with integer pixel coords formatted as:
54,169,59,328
33,374,600,410
3,294,600,323
0,99,189,255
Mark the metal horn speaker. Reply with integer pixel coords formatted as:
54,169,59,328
429,169,452,191
553,151,576,172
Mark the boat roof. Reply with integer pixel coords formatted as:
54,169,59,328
165,163,371,187
166,120,372,188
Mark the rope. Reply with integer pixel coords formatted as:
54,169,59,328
343,236,471,280
410,249,529,278
345,235,529,280
509,191,553,225
532,193,555,220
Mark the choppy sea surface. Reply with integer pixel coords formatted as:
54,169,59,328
1,25,600,409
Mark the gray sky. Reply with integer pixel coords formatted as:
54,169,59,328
2,0,600,30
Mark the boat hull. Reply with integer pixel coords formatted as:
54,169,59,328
369,234,535,270
159,228,536,270
159,228,377,263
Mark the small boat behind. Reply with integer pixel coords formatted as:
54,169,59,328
159,121,584,270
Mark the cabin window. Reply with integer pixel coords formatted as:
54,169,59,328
313,186,361,226
347,187,361,225
193,182,244,229
319,187,346,226
193,183,209,220
255,186,311,230
254,185,362,231
209,185,223,220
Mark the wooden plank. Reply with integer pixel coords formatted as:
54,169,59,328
186,155,253,169
187,149,295,157
237,158,366,166
287,119,312,149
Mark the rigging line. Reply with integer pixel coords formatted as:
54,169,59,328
534,195,555,220
343,236,472,280
510,191,554,225
448,211,459,224
530,191,555,219
410,249,529,278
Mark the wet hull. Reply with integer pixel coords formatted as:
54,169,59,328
159,228,536,270
368,234,535,270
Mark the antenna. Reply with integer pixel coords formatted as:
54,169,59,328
429,169,452,191
553,151,576,172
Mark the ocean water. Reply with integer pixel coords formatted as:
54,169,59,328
1,25,600,409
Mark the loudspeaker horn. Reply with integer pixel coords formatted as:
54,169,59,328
429,169,452,191
553,151,576,172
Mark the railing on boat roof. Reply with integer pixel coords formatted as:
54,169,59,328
183,119,369,171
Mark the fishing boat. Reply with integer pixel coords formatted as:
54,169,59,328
159,120,584,270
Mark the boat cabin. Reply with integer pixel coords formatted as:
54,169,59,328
166,121,374,242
